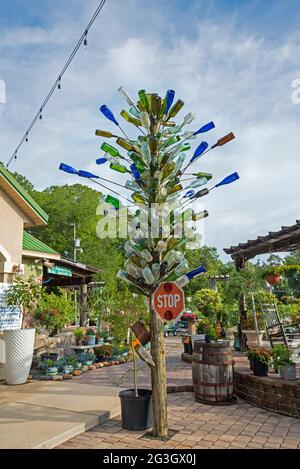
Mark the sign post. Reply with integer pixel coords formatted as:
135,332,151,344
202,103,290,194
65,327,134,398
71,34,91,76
153,282,185,321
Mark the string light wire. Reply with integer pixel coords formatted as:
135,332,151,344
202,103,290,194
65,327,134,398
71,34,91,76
6,0,108,168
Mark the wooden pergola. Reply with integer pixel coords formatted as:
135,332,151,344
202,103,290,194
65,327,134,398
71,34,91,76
224,220,300,269
224,220,300,350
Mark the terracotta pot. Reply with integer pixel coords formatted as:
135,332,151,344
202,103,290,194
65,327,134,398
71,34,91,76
265,273,281,285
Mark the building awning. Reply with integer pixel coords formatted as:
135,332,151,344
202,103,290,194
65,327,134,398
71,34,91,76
224,219,300,261
22,232,102,286
0,164,48,227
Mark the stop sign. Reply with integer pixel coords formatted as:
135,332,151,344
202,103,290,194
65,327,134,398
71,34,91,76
153,282,185,321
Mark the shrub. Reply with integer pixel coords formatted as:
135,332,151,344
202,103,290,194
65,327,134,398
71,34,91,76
94,344,113,359
272,344,294,369
194,288,222,320
35,290,74,336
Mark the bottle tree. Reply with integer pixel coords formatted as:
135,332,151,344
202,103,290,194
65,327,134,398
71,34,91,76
60,87,239,437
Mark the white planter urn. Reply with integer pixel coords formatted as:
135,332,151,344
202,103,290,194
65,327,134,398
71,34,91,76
4,329,35,385
244,330,264,348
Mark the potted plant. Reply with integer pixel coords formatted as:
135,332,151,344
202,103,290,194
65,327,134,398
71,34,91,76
40,358,59,376
79,352,94,366
247,347,272,377
119,338,152,431
262,266,282,286
85,328,96,346
194,319,210,346
272,344,297,381
4,277,44,385
73,327,85,346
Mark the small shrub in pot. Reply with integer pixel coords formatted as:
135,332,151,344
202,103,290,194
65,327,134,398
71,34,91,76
272,344,297,381
247,347,272,377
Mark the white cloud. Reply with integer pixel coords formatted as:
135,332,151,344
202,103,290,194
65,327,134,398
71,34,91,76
1,0,300,261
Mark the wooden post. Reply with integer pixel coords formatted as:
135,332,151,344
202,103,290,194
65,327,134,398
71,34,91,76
80,282,88,326
150,295,168,437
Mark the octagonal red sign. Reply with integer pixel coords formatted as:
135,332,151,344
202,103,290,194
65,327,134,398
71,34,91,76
153,282,185,321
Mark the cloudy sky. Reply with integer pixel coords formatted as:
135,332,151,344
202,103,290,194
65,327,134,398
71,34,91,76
1,0,300,260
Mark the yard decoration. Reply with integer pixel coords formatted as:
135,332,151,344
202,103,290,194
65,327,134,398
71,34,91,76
4,276,44,385
59,87,239,437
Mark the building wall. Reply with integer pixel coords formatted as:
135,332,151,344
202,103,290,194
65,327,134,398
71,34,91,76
0,187,30,282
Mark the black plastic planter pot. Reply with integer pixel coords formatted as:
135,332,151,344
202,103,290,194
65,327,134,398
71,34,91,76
119,389,152,431
253,359,268,377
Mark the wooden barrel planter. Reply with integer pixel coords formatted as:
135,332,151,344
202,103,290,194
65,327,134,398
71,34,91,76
192,340,236,405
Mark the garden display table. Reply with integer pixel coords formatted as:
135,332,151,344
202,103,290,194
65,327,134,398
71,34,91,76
70,343,111,355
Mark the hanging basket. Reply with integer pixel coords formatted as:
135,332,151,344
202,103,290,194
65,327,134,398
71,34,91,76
265,273,282,285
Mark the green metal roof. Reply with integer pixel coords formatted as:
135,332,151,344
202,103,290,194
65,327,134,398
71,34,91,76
23,231,59,255
0,163,48,224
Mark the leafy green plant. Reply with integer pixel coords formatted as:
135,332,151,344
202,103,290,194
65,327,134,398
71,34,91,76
86,327,96,336
78,352,94,364
4,276,44,328
35,290,74,336
272,344,295,369
73,327,85,344
94,344,113,359
196,319,210,334
194,288,222,321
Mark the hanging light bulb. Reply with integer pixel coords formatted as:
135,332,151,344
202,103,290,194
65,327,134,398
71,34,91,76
25,133,29,143
58,77,62,90
193,121,215,135
190,141,209,163
84,30,88,47
39,109,43,120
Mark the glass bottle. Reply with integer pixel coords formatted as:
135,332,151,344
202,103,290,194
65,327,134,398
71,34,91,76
116,138,136,152
192,210,209,221
125,180,142,192
193,171,213,180
168,184,182,195
139,111,151,132
162,162,175,180
129,106,140,118
105,195,120,209
151,263,161,282
142,267,155,284
187,177,208,189
168,99,184,118
95,130,116,138
141,142,151,165
132,193,147,204
120,110,141,126
117,86,135,107
174,153,186,172
101,142,120,157
138,90,149,110
110,162,129,173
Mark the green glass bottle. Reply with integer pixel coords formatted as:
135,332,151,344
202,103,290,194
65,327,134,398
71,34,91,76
101,142,120,157
110,162,128,173
149,136,158,154
193,171,213,181
95,130,116,138
162,162,175,179
116,137,136,152
138,90,149,110
181,143,191,152
168,99,184,118
120,110,141,126
161,135,180,149
168,184,182,195
131,193,147,204
105,194,120,209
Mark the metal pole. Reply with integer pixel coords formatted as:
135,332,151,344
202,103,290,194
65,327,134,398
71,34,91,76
251,293,262,347
73,222,79,325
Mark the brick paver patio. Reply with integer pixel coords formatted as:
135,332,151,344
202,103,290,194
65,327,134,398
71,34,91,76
56,338,300,449
57,392,300,449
